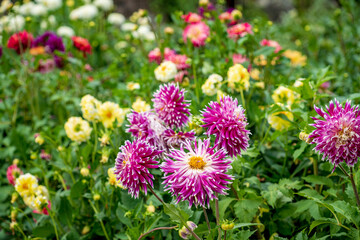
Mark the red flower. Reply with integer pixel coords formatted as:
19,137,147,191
7,31,34,54
71,36,92,57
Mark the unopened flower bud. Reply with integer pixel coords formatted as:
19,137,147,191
80,168,90,177
11,210,17,221
34,133,44,145
13,159,19,165
231,9,242,20
93,194,100,201
179,221,197,239
164,27,174,35
11,192,18,204
147,204,155,213
82,225,90,235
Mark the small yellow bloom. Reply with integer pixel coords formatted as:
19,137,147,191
89,21,95,27
154,61,177,82
80,168,90,177
283,50,307,66
231,9,242,20
127,82,140,91
13,159,19,165
35,135,44,145
66,0,74,7
80,94,101,122
250,68,260,80
99,133,110,147
147,204,155,213
29,46,45,56
272,86,297,107
99,101,122,128
132,97,150,112
15,173,38,198
82,226,90,235
64,117,92,143
268,111,294,131
164,27,174,35
201,73,223,96
199,0,209,7
254,55,277,66
255,81,265,89
227,64,250,92
108,167,124,188
11,192,18,204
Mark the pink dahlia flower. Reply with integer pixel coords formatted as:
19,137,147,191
161,138,233,207
182,12,202,24
127,111,166,149
232,53,248,64
174,70,188,83
260,39,282,53
114,139,162,198
166,54,190,70
7,164,23,186
227,23,252,39
152,83,191,128
148,47,176,64
162,129,196,148
309,100,360,168
202,96,250,157
183,22,210,47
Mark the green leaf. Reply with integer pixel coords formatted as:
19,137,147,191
33,222,55,237
234,199,262,222
232,230,256,239
293,142,307,160
70,181,86,199
309,218,338,233
218,198,236,220
302,175,334,187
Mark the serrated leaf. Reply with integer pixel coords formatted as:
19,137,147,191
309,218,338,233
218,198,236,220
293,142,307,160
302,175,334,187
234,199,262,222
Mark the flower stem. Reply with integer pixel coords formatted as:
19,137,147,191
138,226,177,240
48,208,59,240
224,230,227,240
92,122,98,163
350,168,360,211
240,88,246,108
203,207,211,233
89,201,110,240
147,185,201,240
215,193,221,240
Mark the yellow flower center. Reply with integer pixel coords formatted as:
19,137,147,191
106,111,112,119
188,156,206,170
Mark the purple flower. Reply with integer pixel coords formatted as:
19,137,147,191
0,46,2,58
34,32,65,53
127,111,166,149
114,139,162,198
162,129,195,148
40,150,51,160
152,83,191,129
161,138,233,208
202,96,250,157
309,100,360,168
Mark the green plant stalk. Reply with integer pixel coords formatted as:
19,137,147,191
15,224,28,239
215,193,221,240
147,185,201,240
138,226,177,240
240,88,246,108
92,122,98,163
338,165,360,211
89,201,110,240
47,207,60,240
313,157,319,192
203,207,211,233
192,48,200,106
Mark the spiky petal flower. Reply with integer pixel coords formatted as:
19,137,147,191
114,139,162,198
161,138,233,208
127,111,166,149
202,96,250,157
162,129,196,148
153,83,191,128
309,100,360,168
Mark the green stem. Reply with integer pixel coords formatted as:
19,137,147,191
240,88,246,108
215,193,221,240
147,186,201,240
89,201,110,240
192,48,200,106
313,157,319,192
47,208,59,240
260,126,271,147
138,226,177,240
15,224,28,239
92,122,98,163
350,168,360,211
203,207,211,233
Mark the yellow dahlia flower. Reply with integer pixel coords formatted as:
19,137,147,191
99,101,122,128
227,64,250,91
154,61,177,82
272,86,298,107
268,111,294,131
201,73,223,96
80,94,101,122
15,173,38,198
132,97,150,112
283,50,307,66
64,117,92,143
108,167,124,188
